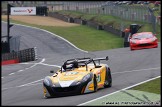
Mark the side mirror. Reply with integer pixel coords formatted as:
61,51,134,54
50,70,54,73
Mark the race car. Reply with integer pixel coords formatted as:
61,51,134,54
43,56,112,98
129,32,158,50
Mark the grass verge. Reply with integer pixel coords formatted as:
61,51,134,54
130,77,161,94
57,10,161,41
2,18,124,51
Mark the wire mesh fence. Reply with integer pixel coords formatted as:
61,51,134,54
2,1,159,33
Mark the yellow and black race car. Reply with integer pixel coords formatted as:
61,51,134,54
43,56,112,98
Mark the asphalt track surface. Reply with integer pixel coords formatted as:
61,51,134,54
1,22,161,105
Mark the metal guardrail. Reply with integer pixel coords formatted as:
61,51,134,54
48,12,125,37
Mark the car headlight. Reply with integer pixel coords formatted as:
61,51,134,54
43,77,52,86
130,40,136,44
151,37,156,42
82,74,91,82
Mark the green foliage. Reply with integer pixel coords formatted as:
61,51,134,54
57,10,161,41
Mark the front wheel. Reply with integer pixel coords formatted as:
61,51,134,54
93,75,98,92
104,70,112,88
130,47,133,51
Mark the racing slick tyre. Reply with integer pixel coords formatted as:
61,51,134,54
104,69,112,88
130,48,134,51
93,75,98,92
44,95,51,98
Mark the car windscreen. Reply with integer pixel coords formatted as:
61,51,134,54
132,33,153,39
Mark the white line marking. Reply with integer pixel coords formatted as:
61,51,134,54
2,21,88,53
17,79,44,87
40,58,45,63
40,63,61,68
2,58,61,79
1,77,4,79
19,63,35,64
25,68,29,70
14,58,61,68
18,62,30,64
2,67,160,91
27,64,37,68
2,58,45,78
9,73,15,75
78,76,161,106
2,79,44,90
24,82,42,86
17,70,24,72
112,67,160,75
2,83,42,91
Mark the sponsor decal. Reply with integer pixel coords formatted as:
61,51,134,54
27,9,33,13
11,7,36,15
97,70,101,74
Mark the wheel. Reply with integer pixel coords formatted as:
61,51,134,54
93,75,98,92
130,47,133,51
43,87,51,98
104,69,112,88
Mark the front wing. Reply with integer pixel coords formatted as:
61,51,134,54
43,79,94,97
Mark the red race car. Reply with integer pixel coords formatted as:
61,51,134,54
129,32,158,50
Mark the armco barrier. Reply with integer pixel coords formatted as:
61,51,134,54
48,12,70,22
81,20,87,25
48,12,126,37
1,47,37,65
87,21,103,30
103,25,121,36
73,18,82,24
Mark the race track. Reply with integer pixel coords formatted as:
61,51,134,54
1,22,161,105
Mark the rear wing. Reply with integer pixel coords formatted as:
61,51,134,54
61,56,109,72
93,56,109,64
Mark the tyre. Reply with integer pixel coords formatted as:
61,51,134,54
104,68,112,88
93,75,98,92
130,47,134,51
43,87,51,98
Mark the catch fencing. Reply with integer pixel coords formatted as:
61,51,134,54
2,1,158,31
47,1,153,23
3,1,154,23
48,1,157,33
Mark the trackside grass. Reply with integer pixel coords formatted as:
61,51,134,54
2,18,124,51
130,78,161,94
1,13,160,102
57,10,161,41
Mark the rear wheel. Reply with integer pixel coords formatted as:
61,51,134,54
104,69,112,88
